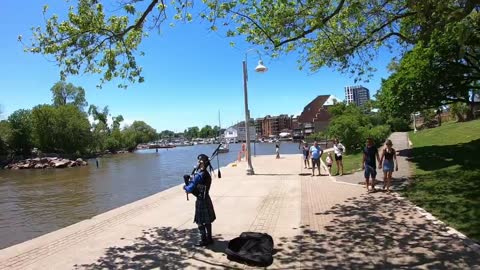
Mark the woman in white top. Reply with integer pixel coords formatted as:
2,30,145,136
333,138,345,176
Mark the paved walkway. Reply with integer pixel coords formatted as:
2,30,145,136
333,132,412,189
0,133,479,269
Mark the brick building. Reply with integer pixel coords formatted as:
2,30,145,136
297,95,339,136
259,114,293,138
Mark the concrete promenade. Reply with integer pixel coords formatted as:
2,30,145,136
1,133,479,269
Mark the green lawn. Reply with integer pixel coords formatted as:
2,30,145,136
403,119,480,242
323,151,363,175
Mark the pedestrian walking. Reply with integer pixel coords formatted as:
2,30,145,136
333,138,345,176
275,144,280,159
302,143,310,168
362,138,380,193
309,141,323,177
379,139,398,193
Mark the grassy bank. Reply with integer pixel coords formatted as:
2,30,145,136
403,120,480,242
323,151,363,175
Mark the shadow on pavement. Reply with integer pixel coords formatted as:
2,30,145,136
273,193,480,269
75,227,237,270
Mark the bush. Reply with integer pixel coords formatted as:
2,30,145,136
365,125,391,147
387,117,411,132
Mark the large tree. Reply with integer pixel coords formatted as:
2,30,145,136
31,104,92,154
21,0,479,86
7,109,34,155
377,24,480,119
51,81,88,110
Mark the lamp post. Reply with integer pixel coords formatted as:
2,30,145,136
243,50,268,175
413,113,418,133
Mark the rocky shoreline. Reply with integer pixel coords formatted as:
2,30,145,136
4,157,88,170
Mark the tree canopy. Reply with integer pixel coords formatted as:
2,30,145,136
51,81,88,110
21,0,478,87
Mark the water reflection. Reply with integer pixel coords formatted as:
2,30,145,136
0,142,302,249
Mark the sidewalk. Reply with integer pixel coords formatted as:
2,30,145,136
333,132,412,190
1,136,479,269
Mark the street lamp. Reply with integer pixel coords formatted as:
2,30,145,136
243,50,268,175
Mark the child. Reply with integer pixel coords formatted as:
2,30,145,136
379,139,398,193
325,152,333,175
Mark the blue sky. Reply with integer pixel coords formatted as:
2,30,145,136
0,1,395,132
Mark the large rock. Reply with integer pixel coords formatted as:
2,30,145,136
50,159,69,168
34,163,48,169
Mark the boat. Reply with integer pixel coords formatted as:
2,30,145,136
218,143,229,153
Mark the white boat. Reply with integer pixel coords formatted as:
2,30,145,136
218,143,229,153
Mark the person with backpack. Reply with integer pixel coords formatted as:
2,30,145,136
184,154,216,246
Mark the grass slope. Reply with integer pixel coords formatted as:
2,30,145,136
403,120,480,242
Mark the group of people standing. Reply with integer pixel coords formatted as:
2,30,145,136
301,138,346,177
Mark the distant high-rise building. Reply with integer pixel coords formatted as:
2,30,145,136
345,85,370,107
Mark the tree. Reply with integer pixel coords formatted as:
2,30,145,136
21,0,478,86
184,127,200,139
199,125,213,138
0,120,11,156
159,130,175,139
377,32,479,119
31,105,92,154
123,121,157,147
7,109,33,155
51,81,88,110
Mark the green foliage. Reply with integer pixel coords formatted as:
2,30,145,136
159,130,175,139
31,104,92,154
306,132,326,142
386,117,411,132
51,81,87,110
0,120,11,155
22,0,479,89
184,126,200,139
7,109,34,155
420,109,437,128
327,104,390,151
125,121,157,144
450,102,470,122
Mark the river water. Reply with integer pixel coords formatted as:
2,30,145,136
0,142,301,249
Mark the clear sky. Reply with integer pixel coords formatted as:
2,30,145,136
0,1,395,132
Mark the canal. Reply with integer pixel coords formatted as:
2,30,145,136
0,142,301,249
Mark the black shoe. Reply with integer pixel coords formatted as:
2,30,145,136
195,239,209,247
207,238,214,245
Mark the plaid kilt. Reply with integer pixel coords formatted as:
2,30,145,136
194,195,216,224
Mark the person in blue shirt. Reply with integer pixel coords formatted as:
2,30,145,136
183,154,216,246
309,141,323,176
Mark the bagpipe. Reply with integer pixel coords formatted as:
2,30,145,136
183,144,223,201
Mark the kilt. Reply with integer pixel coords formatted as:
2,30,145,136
194,195,216,224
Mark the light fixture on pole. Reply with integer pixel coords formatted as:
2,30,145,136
243,50,268,175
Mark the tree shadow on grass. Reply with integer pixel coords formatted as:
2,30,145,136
75,227,237,270
407,139,480,172
272,193,480,269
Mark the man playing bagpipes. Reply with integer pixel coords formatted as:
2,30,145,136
183,153,218,247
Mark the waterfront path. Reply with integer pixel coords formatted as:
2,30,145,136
1,133,479,269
